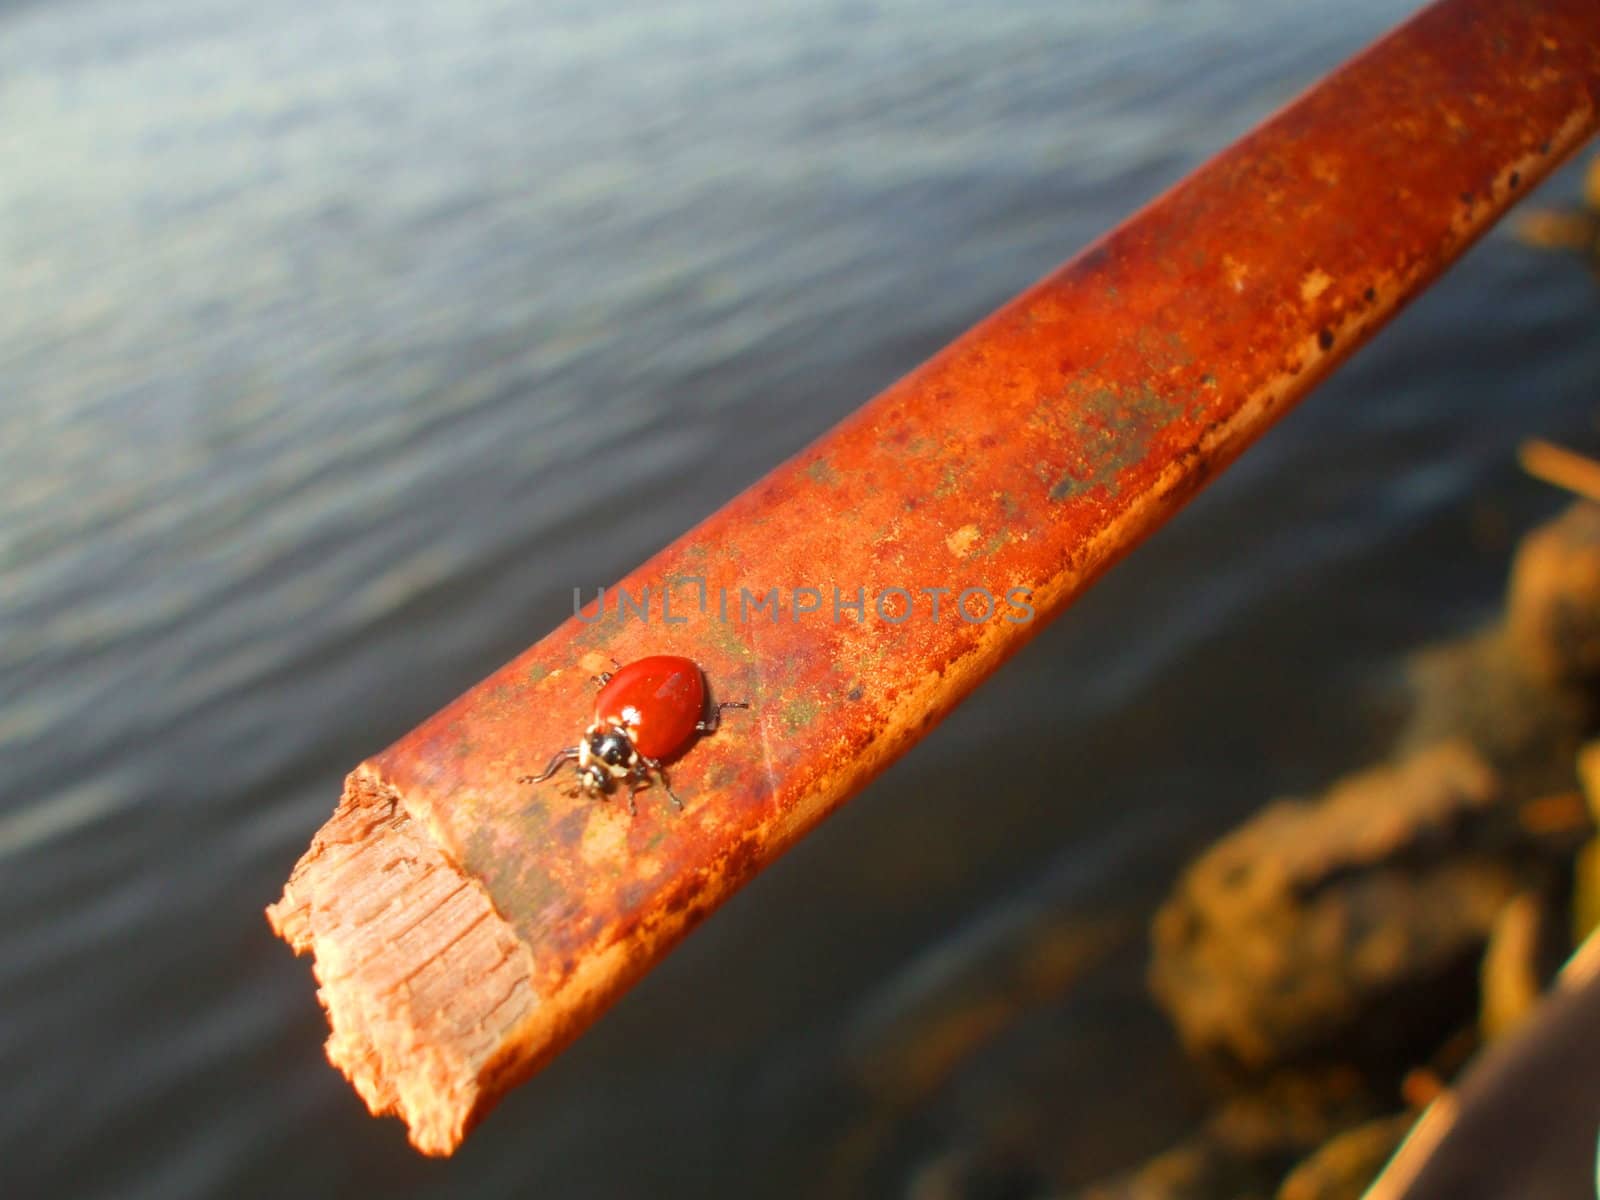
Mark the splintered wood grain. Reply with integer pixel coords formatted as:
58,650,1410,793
268,769,538,1153
269,0,1600,1156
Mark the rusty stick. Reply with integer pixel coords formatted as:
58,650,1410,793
268,0,1600,1155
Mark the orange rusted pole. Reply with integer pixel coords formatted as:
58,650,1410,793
269,0,1600,1156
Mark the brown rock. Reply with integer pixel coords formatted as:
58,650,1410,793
1074,1137,1272,1200
1577,740,1600,825
1401,629,1592,802
1573,839,1600,943
1150,742,1523,1072
1275,1113,1415,1200
1479,891,1564,1041
1070,1070,1381,1200
1507,501,1600,687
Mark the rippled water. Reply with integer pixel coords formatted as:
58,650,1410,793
4,0,1598,1195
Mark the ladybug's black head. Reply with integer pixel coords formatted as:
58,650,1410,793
590,728,633,767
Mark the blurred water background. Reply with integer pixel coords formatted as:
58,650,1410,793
3,0,1599,1195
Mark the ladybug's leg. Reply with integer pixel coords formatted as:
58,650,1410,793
520,747,580,784
623,763,659,816
590,656,624,689
639,756,683,810
694,700,748,739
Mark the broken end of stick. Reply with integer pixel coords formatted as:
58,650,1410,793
266,767,545,1156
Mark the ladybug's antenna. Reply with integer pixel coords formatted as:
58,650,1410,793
520,747,580,785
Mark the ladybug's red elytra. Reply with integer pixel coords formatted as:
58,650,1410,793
521,654,748,815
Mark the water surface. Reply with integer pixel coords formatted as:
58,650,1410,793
3,0,1598,1195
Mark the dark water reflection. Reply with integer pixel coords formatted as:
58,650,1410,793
3,0,1598,1195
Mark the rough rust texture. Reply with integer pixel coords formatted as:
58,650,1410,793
269,0,1600,1155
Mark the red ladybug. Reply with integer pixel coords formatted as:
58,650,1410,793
522,655,748,814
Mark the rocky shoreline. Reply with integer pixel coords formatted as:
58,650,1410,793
1073,500,1600,1199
